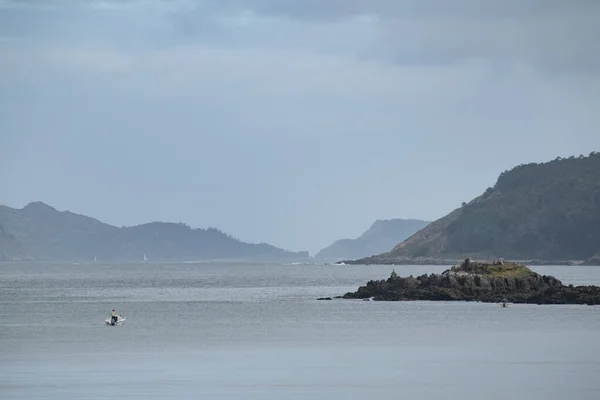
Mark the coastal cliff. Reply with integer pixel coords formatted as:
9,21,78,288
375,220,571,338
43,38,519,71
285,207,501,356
341,259,600,305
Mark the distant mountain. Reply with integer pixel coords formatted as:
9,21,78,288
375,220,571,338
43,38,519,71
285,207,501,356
584,250,600,266
0,222,32,261
349,152,600,264
315,219,430,260
0,202,309,262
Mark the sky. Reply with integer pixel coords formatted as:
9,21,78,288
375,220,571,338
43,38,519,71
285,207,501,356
1,0,599,254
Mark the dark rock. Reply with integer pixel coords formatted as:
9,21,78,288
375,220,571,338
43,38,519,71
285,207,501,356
317,297,333,300
341,261,600,305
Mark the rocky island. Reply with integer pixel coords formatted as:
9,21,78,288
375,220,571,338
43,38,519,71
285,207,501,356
340,259,600,305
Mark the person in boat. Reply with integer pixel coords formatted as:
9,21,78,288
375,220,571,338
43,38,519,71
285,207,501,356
111,309,118,325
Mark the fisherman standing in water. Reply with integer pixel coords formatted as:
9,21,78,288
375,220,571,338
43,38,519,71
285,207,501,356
111,309,118,325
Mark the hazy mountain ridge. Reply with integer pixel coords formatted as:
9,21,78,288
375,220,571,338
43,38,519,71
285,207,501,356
0,222,32,261
0,202,308,262
315,219,430,260
584,250,600,266
348,152,600,264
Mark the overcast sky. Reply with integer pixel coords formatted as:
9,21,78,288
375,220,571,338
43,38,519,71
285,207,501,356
1,0,599,254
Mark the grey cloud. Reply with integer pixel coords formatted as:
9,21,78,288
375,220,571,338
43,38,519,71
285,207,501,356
191,0,600,75
130,1,600,75
200,0,597,20
3,0,599,76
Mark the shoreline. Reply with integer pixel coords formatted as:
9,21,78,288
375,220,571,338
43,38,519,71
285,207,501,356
338,257,592,267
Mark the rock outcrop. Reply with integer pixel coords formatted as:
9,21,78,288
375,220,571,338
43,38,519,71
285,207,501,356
341,259,600,305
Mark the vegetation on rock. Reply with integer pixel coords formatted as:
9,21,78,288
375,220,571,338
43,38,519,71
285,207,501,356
449,258,533,277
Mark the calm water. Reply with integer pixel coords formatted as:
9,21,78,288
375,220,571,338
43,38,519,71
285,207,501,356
1,262,600,399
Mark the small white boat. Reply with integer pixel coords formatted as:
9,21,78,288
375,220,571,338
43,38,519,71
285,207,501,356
105,314,126,326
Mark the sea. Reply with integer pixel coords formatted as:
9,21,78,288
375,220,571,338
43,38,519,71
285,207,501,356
1,262,600,399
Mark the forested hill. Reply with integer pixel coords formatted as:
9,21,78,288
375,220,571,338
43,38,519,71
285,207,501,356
351,152,600,263
0,202,309,262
